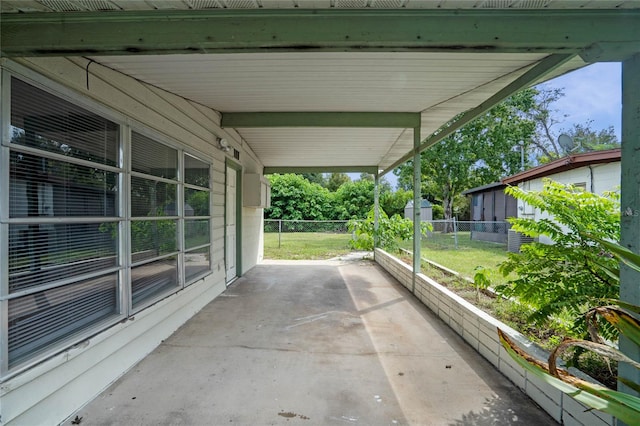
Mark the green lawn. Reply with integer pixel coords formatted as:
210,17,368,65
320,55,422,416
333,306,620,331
401,233,510,285
264,232,353,260
264,230,509,286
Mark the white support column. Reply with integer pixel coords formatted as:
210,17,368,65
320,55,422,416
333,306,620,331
619,53,640,398
412,125,421,292
374,172,380,250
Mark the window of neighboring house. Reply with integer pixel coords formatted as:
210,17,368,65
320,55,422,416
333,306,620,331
573,182,587,191
6,77,123,370
2,74,214,376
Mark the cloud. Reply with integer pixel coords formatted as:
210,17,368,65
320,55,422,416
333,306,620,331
537,63,621,138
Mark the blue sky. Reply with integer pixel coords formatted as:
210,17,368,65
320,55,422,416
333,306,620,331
537,62,621,139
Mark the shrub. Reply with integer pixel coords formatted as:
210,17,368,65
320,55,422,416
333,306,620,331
348,209,431,253
497,179,620,338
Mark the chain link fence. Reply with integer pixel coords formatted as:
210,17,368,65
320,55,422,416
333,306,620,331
264,219,354,249
263,218,508,252
422,219,509,250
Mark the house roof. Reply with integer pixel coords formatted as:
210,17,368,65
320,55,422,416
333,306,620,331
502,148,621,185
1,2,639,175
461,181,507,196
405,200,432,209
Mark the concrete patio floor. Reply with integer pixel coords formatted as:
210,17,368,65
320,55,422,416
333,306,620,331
68,256,556,425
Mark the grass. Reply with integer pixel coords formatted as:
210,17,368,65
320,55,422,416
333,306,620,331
264,232,353,260
400,232,511,286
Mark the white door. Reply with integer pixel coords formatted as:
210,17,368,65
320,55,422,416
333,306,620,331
225,166,237,282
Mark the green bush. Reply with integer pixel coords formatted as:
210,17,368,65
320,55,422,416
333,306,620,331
497,179,620,338
348,209,431,253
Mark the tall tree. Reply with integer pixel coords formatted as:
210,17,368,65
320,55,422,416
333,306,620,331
334,179,374,220
394,89,538,221
566,122,619,153
526,88,620,163
265,174,334,220
326,172,351,192
299,173,326,187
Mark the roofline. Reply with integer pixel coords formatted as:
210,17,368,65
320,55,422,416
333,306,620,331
502,148,621,185
462,181,507,195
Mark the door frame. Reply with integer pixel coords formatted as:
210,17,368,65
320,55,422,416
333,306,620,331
225,159,242,282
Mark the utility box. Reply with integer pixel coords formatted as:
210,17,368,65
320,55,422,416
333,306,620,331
243,173,271,208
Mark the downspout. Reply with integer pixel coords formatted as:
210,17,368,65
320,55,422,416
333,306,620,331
588,165,594,193
413,124,422,292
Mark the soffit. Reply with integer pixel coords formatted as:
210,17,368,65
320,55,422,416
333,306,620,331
90,51,571,170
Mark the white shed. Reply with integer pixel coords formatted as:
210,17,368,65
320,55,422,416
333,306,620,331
404,199,433,222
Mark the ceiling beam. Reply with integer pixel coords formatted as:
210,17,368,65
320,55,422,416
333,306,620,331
379,53,575,176
2,9,640,58
264,166,378,174
222,112,420,128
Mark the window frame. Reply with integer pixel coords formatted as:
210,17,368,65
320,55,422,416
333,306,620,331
0,63,215,378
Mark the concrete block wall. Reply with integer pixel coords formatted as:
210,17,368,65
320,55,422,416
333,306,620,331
374,248,616,426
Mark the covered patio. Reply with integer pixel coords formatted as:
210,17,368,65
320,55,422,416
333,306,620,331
67,256,554,425
2,2,640,425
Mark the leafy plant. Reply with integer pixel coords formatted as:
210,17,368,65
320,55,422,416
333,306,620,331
473,266,492,304
497,180,620,338
499,233,640,424
348,209,431,253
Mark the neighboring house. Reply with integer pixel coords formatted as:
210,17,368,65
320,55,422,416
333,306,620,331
462,182,517,243
502,148,621,245
404,199,433,222
463,149,621,246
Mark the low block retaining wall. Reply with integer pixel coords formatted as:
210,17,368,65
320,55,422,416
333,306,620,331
374,248,616,426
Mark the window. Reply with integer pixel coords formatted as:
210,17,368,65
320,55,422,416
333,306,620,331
573,182,587,192
130,132,179,308
5,78,122,369
2,74,214,376
184,154,212,283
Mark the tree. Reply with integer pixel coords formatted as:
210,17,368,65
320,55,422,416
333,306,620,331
334,179,374,220
264,174,334,220
567,122,619,152
526,88,620,163
299,173,326,187
380,188,412,217
326,172,351,192
395,89,538,221
359,172,374,182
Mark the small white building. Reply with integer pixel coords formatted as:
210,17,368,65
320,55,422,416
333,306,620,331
404,199,433,222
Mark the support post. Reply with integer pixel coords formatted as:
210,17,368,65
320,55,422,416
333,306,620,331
374,172,380,251
412,125,422,293
619,52,640,399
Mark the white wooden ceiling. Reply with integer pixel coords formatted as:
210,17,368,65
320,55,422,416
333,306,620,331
89,50,579,170
2,0,637,172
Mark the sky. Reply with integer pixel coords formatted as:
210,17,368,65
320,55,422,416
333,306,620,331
375,62,622,189
536,62,622,139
